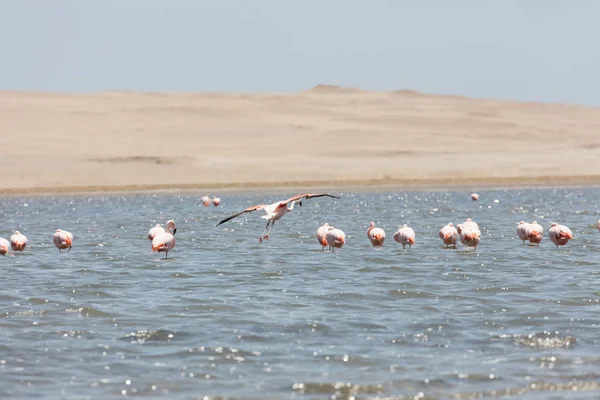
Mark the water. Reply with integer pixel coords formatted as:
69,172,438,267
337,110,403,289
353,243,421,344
1,188,600,400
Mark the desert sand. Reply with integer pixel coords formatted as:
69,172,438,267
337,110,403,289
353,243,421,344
1,85,600,195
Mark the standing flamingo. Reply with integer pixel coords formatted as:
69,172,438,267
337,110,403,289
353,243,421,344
548,222,572,248
326,227,346,251
53,229,73,252
439,223,459,248
316,223,330,250
213,197,221,206
517,221,530,244
201,196,211,207
216,193,340,242
0,238,9,255
460,225,481,250
152,220,177,258
526,221,543,245
471,193,479,201
367,222,385,247
597,219,600,232
457,218,479,234
10,231,27,252
393,225,415,249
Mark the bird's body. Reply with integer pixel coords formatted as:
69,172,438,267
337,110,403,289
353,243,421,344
471,193,479,201
213,197,221,206
147,224,165,241
53,229,73,252
527,221,543,245
316,223,330,250
394,225,415,249
0,238,9,255
597,219,600,232
457,218,479,234
517,221,530,244
326,227,346,251
439,223,459,247
216,193,340,242
367,222,385,247
10,231,27,252
460,225,481,250
152,220,177,258
201,196,211,207
548,223,572,248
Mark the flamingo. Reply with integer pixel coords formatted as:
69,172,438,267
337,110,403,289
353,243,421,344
597,219,600,232
216,193,340,242
517,221,530,244
439,223,459,248
548,222,572,248
527,221,543,245
152,220,177,258
393,224,415,249
10,231,27,252
213,197,221,207
316,223,330,250
460,225,481,250
326,227,346,251
367,222,385,247
201,196,211,207
0,238,9,256
471,193,479,201
53,229,73,252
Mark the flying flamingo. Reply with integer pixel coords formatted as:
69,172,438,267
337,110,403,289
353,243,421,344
326,227,346,251
216,193,340,242
527,221,543,245
10,231,27,252
53,229,73,252
316,223,330,250
152,220,177,258
367,222,385,247
0,238,9,256
213,197,221,206
394,224,415,249
439,223,458,248
460,225,481,250
517,221,530,244
548,222,572,248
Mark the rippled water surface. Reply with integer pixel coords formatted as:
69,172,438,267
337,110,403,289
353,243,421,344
2,188,600,399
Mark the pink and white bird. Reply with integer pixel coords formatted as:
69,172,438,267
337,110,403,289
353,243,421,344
597,219,600,232
53,229,73,252
201,196,211,207
471,193,479,201
216,193,340,242
212,197,221,207
10,231,27,252
517,221,530,244
439,223,459,248
526,221,543,245
367,222,385,247
460,225,481,250
0,238,9,256
393,224,415,249
548,222,572,248
152,220,177,258
316,223,330,250
457,218,479,234
326,227,346,251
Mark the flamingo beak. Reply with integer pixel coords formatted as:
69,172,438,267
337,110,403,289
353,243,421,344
173,228,177,235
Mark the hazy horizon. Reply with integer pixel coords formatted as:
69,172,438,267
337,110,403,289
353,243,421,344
1,1,599,105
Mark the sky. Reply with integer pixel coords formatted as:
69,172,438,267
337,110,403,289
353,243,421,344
1,0,599,105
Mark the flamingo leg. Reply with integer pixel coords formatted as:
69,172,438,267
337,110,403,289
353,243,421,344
265,220,275,240
259,220,271,243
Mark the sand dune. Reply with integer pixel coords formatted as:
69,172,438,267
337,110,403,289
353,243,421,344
1,86,600,194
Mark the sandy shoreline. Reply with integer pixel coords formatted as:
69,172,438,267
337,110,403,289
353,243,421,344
2,86,600,196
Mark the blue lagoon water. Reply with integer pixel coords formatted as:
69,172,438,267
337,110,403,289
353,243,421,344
1,188,600,399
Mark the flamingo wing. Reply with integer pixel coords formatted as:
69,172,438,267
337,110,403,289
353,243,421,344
216,205,266,226
281,193,340,205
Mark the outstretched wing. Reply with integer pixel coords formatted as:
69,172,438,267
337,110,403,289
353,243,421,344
281,193,340,205
216,205,265,226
